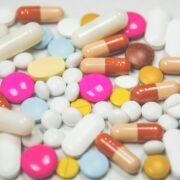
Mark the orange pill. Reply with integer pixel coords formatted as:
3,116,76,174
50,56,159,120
0,92,10,109
82,34,129,58
16,6,64,23
80,57,131,76
111,123,164,143
95,133,141,174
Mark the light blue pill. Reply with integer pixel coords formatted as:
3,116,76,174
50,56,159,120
34,27,53,50
47,37,74,59
20,97,48,123
79,149,109,179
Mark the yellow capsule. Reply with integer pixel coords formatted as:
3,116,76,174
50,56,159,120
143,155,170,180
110,88,130,107
71,98,92,116
139,66,163,84
80,13,99,26
56,156,79,179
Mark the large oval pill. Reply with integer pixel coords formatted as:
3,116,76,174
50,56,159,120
28,56,65,81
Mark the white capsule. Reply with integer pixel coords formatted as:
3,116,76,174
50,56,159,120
65,82,79,102
0,133,21,179
0,22,43,60
145,8,170,50
0,23,8,38
62,113,105,157
165,20,180,56
0,107,34,136
0,60,15,77
66,51,83,68
71,10,128,48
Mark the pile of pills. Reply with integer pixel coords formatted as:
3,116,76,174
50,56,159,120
0,4,180,180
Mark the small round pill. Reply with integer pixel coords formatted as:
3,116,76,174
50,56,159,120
65,83,79,102
66,51,83,68
80,13,99,26
0,60,15,78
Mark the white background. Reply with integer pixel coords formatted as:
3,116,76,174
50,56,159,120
1,0,180,180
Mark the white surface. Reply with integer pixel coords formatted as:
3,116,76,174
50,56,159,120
1,0,180,179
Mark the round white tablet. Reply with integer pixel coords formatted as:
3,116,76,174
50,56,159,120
0,6,15,26
57,18,80,38
0,60,15,77
66,51,83,68
65,82,79,102
0,23,8,38
114,75,138,89
142,102,162,121
35,81,50,100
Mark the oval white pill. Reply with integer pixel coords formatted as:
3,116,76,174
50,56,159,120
142,102,162,121
0,23,8,38
0,60,15,77
65,82,79,102
143,140,165,155
47,76,66,96
66,51,83,68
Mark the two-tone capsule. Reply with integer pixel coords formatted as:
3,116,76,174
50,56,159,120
95,133,141,174
82,34,129,58
131,81,179,104
80,57,131,76
111,123,164,143
16,6,64,23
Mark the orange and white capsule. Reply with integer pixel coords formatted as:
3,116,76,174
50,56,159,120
95,133,141,174
16,6,64,23
111,123,164,143
82,34,129,58
80,57,131,76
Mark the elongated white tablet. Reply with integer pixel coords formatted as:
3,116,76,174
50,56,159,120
165,20,180,56
163,129,180,179
145,8,170,50
0,133,21,179
0,107,34,136
0,22,43,60
62,113,105,157
71,10,128,48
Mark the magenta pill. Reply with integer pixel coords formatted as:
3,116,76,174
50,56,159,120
122,12,146,39
21,144,58,179
79,73,112,103
0,72,34,103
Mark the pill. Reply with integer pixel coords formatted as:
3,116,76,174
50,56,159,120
56,157,79,179
0,92,11,109
0,107,34,136
143,155,170,180
16,6,64,23
159,57,180,74
131,81,179,104
65,83,79,102
163,129,180,179
80,13,99,26
79,73,112,103
62,113,105,157
82,34,129,58
111,123,164,142
79,149,109,179
70,98,92,116
0,23,8,38
122,12,146,39
165,20,180,56
21,144,58,179
125,43,154,69
72,10,128,48
139,66,164,84
145,8,170,49
0,60,15,78
0,22,43,60
1,72,34,104
41,110,62,129
66,51,83,68
95,133,141,174
80,57,131,76
0,133,21,179
28,56,65,81
110,88,130,107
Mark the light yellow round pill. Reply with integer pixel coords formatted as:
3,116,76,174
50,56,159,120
71,98,92,116
80,13,99,26
139,66,164,84
56,156,79,179
143,155,170,180
110,88,130,107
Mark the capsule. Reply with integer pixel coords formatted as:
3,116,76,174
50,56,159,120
0,22,43,60
95,133,141,174
159,57,180,74
16,6,64,23
72,10,128,48
111,123,164,143
82,34,129,58
80,57,131,76
131,81,179,104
